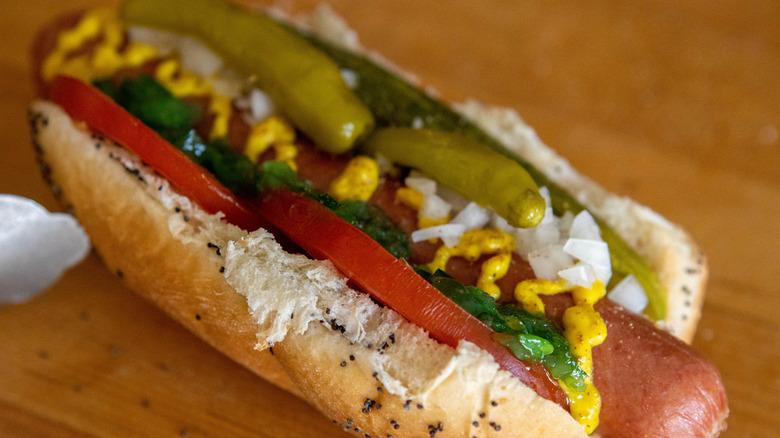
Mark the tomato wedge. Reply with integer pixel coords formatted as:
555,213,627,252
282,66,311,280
48,75,566,409
254,189,567,408
48,75,268,231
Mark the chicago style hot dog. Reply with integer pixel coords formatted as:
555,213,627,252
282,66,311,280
29,0,729,436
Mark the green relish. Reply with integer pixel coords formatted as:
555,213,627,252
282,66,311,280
417,268,587,391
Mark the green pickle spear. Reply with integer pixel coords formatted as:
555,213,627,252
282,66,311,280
120,0,374,154
363,128,546,229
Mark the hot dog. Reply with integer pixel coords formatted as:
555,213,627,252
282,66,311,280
28,0,728,436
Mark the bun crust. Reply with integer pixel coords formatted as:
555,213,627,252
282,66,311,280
27,7,710,436
30,101,587,437
29,101,300,397
274,324,586,437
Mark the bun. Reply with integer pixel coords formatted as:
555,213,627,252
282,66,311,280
28,5,715,437
30,101,300,397
30,98,587,437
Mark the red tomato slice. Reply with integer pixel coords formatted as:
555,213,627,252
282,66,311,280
254,189,567,408
48,75,267,231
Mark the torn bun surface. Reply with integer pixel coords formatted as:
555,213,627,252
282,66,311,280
31,99,588,437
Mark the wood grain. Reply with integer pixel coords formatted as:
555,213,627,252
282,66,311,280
2,0,778,436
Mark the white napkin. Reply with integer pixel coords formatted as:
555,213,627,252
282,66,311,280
0,194,90,305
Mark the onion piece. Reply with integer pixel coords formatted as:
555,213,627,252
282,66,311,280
420,193,451,221
340,68,358,88
528,245,574,281
236,88,277,126
404,175,436,195
607,275,648,314
569,210,602,241
450,202,490,230
538,186,554,226
411,224,466,248
558,263,598,288
249,88,276,121
128,25,177,55
436,184,470,213
178,35,224,77
563,238,612,284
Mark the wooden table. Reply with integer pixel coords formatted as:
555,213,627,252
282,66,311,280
2,0,778,436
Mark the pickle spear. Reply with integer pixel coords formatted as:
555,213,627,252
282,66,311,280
120,0,374,154
363,128,545,229
300,32,666,321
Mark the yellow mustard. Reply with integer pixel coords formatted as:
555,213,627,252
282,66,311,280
560,381,602,434
243,116,298,170
329,156,380,202
154,58,211,95
208,94,232,140
43,8,233,143
396,186,423,210
428,228,515,300
513,278,607,434
43,8,158,83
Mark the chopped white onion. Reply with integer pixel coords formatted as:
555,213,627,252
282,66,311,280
513,229,535,258
340,68,358,88
538,186,554,225
514,223,557,258
420,193,451,221
490,211,515,234
562,238,610,266
535,223,562,247
209,68,243,99
450,202,490,230
127,26,177,56
250,88,276,121
558,263,598,288
558,211,576,236
563,238,612,284
404,175,436,195
528,245,574,281
607,275,648,314
178,36,223,77
436,184,470,213
411,224,466,248
237,88,277,126
569,210,602,241
441,235,462,248
0,195,90,305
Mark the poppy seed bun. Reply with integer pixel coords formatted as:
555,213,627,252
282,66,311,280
29,99,587,437
28,6,711,437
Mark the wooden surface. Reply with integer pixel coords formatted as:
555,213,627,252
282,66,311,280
1,0,778,436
